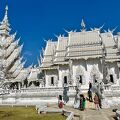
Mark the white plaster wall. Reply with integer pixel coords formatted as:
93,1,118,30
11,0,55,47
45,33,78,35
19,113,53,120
72,59,102,89
107,62,119,85
86,58,103,83
72,59,87,88
58,65,69,87
45,70,58,87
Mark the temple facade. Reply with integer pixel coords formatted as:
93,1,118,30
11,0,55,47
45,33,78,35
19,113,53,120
40,20,120,90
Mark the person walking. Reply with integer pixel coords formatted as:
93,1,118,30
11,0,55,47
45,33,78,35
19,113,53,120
80,94,84,111
83,95,86,110
94,93,100,110
88,89,93,102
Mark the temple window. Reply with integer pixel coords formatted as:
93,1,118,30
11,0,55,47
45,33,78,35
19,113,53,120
64,76,67,84
110,74,114,83
93,75,97,83
51,77,54,85
79,75,82,84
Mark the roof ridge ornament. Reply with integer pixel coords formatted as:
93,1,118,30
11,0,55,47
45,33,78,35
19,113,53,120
111,26,117,33
0,5,11,36
81,18,86,31
3,5,8,23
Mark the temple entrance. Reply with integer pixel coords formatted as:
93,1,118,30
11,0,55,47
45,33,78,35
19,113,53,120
51,77,54,85
64,76,67,84
110,74,114,83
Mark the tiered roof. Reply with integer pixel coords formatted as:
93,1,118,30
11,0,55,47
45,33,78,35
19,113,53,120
54,36,68,64
66,30,103,59
41,40,57,69
101,32,120,62
40,20,120,69
0,6,30,83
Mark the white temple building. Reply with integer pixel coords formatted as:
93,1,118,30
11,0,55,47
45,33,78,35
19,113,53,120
0,5,120,107
40,20,120,90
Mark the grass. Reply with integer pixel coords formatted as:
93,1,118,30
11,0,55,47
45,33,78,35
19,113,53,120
0,106,66,120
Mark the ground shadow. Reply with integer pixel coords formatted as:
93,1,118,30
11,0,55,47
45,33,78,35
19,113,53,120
89,108,96,110
111,115,117,120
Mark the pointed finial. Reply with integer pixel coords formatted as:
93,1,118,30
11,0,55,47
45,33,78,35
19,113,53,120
6,5,8,11
3,5,8,22
81,18,86,31
0,5,11,36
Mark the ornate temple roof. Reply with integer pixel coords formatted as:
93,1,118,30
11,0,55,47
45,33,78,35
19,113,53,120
54,36,68,64
101,32,119,62
41,40,57,68
0,5,11,36
66,30,103,59
27,68,40,82
0,5,30,84
68,30,101,46
40,20,120,68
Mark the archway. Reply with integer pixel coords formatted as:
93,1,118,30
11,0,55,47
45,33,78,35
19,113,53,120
90,65,100,84
76,66,85,85
110,74,114,83
64,76,67,84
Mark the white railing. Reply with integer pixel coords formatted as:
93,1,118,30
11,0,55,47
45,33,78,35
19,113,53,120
0,87,64,94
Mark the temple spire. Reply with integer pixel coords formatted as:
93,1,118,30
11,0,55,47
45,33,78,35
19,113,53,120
3,5,8,23
81,18,86,31
0,5,11,36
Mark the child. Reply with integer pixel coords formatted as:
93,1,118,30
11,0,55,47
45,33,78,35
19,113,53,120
94,93,100,110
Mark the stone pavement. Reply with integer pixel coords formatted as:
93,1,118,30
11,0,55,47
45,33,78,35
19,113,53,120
64,106,117,120
50,104,120,120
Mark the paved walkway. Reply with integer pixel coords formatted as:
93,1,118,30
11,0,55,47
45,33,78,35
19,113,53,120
64,106,117,120
50,103,119,120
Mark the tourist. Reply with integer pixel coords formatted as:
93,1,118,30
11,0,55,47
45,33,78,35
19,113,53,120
58,95,64,109
83,95,86,110
80,94,84,111
58,100,64,108
74,90,80,109
93,93,100,110
88,89,92,102
89,82,92,90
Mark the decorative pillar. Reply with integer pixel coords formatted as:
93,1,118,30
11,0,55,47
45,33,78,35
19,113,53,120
18,82,21,90
69,59,73,85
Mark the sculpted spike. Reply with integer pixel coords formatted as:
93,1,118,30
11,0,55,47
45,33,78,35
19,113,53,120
81,18,86,31
37,57,41,67
59,34,62,37
104,30,107,33
22,61,26,67
74,29,77,32
20,56,23,61
42,48,45,55
99,23,105,30
54,34,59,39
3,5,8,23
16,37,21,44
90,28,94,31
63,28,69,33
111,26,117,33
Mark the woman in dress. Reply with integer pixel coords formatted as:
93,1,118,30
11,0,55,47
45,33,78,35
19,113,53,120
94,93,100,110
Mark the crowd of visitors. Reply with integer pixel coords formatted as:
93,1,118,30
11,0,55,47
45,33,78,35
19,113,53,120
58,82,101,110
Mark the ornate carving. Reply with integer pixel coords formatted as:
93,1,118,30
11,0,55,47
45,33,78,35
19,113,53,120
76,66,85,85
90,65,100,83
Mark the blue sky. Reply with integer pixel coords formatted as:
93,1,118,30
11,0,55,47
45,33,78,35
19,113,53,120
0,0,120,67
